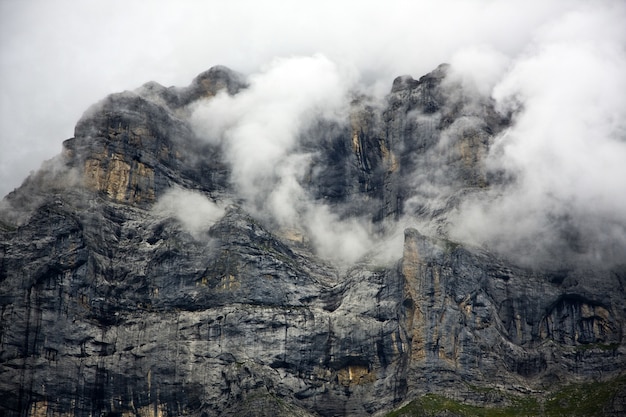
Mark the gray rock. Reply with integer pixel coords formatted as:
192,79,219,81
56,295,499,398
1,64,624,417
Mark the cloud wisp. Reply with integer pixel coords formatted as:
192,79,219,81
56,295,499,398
152,187,226,239
190,55,375,265
449,4,626,268
1,0,603,198
2,0,625,269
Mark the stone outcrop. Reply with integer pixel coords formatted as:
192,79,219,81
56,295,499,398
400,229,625,391
64,67,244,207
1,65,624,417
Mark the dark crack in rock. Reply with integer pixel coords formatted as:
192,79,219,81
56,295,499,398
1,64,624,417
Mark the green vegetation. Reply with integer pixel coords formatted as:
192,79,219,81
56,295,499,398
385,375,626,417
544,374,626,417
385,394,539,417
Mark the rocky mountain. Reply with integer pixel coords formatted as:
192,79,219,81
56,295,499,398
1,65,625,417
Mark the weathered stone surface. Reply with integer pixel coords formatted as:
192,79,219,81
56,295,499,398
0,191,409,416
1,64,624,417
65,89,229,207
400,229,625,397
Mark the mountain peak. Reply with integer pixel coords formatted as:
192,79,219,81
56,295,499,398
1,64,625,417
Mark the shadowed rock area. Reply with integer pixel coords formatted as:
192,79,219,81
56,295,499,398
1,65,625,416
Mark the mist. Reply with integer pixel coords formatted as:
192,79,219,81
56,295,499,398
190,55,375,264
2,0,625,268
152,188,225,239
449,3,626,268
1,0,601,197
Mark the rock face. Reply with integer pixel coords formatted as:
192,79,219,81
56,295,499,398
1,65,625,417
65,66,242,207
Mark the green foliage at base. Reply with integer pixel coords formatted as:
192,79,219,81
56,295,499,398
544,374,626,417
385,394,538,417
386,375,626,417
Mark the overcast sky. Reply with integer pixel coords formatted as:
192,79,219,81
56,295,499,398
1,0,624,200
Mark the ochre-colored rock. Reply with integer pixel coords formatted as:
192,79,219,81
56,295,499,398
1,64,624,417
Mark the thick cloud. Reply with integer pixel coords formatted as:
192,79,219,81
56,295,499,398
449,3,626,267
190,55,374,264
0,0,603,197
190,55,353,214
1,0,625,267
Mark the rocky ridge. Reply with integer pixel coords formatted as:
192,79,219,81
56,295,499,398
0,65,625,417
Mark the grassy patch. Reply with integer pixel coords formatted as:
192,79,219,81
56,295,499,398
544,375,626,417
386,375,626,417
384,399,423,417
385,394,539,417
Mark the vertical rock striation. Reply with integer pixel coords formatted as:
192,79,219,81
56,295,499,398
1,64,624,417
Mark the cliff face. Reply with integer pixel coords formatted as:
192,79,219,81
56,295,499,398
1,65,625,417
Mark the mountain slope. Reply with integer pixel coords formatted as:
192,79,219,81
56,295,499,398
1,65,624,417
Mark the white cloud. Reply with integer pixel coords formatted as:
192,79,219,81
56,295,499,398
449,3,626,267
152,188,225,238
447,45,510,96
190,54,352,219
0,0,595,197
305,204,374,266
191,55,376,264
2,0,625,267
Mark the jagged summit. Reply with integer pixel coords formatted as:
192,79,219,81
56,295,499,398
60,66,244,207
6,63,505,223
189,65,247,97
391,62,449,93
134,65,246,110
1,64,624,417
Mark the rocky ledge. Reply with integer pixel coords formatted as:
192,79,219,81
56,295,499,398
0,65,624,417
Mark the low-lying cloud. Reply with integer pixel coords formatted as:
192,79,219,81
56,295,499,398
152,188,225,238
2,0,625,269
449,4,626,268
191,55,353,214
190,55,376,265
187,2,626,269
